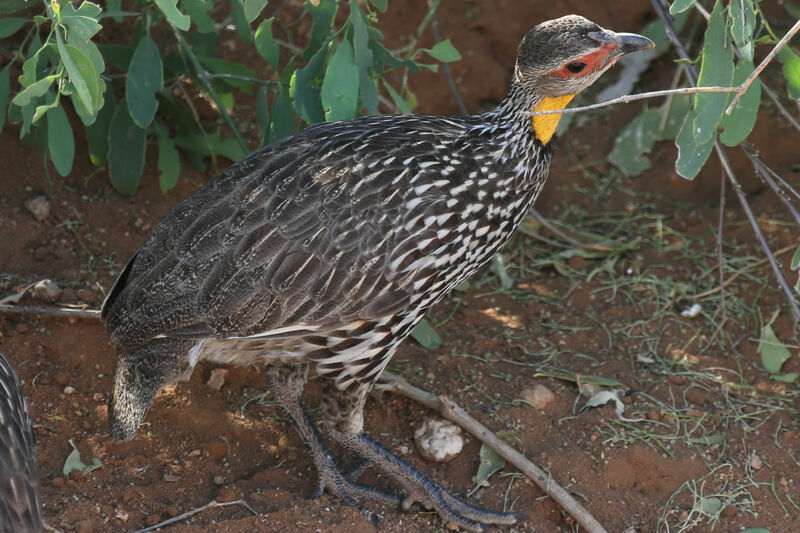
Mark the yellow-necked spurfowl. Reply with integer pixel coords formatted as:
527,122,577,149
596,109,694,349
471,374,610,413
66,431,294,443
102,15,653,530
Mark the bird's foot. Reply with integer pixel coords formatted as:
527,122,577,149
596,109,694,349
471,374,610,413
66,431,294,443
330,430,525,532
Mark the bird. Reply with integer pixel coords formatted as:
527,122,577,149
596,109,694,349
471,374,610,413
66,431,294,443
102,15,654,531
0,352,42,533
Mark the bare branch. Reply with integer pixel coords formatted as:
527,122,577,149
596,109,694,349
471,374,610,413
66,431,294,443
131,499,257,533
726,19,800,115
0,305,101,320
378,372,609,533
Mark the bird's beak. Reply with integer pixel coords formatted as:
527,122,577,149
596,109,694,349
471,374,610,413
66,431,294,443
588,30,655,59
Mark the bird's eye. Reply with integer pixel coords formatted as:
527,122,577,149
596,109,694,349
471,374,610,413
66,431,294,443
566,62,586,74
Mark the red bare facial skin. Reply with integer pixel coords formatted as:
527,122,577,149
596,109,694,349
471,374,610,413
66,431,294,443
551,44,616,78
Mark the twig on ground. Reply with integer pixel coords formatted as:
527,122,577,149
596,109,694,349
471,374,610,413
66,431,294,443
528,208,586,247
717,171,727,322
378,371,609,533
131,499,258,533
0,305,101,320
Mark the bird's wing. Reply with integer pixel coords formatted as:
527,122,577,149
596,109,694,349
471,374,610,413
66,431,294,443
102,115,473,346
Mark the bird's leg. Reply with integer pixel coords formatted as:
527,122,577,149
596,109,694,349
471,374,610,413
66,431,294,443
321,383,524,532
266,366,399,526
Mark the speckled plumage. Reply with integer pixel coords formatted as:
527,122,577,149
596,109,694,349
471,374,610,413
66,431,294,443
0,353,41,533
103,15,653,530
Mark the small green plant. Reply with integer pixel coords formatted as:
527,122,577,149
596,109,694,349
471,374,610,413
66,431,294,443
0,0,461,195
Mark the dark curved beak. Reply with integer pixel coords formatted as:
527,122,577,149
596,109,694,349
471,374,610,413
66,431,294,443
588,30,655,57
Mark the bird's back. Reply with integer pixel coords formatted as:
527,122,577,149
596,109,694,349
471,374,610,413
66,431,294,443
0,353,41,533
102,112,550,352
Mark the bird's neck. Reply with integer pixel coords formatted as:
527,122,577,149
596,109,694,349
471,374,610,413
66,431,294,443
490,83,573,146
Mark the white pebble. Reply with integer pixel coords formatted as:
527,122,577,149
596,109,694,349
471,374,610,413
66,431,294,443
414,418,463,463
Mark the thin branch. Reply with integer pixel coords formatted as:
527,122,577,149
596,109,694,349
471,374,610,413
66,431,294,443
528,208,586,247
714,142,800,320
378,372,609,533
131,499,258,533
761,82,800,131
0,305,101,320
523,86,739,117
742,143,800,227
726,18,800,115
717,171,727,322
690,244,796,300
428,0,467,115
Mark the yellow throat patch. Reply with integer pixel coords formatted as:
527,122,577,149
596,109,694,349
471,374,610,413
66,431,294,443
531,95,575,145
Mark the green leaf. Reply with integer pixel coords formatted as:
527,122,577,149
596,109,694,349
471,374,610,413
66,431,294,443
86,85,115,166
126,35,163,129
305,0,337,60
382,80,411,114
608,108,660,176
46,104,74,176
181,0,214,32
771,372,799,383
32,89,59,123
368,0,387,11
254,18,279,68
669,0,696,14
173,128,245,162
155,125,181,193
729,0,755,61
720,60,760,146
12,74,59,107
741,529,773,533
99,44,134,71
658,93,691,140
350,0,378,114
0,64,9,136
759,314,792,373
57,38,100,116
257,86,269,145
270,88,294,142
0,0,31,14
155,0,191,30
198,56,255,90
791,245,800,270
410,319,442,350
778,47,800,100
108,100,147,196
229,0,252,42
63,440,102,476
290,45,327,124
425,39,462,63
675,110,714,179
321,41,359,121
244,0,268,22
106,0,123,22
693,0,734,144
470,443,505,495
60,2,105,74
0,16,26,38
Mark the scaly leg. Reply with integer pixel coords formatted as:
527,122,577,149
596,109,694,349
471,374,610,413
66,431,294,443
266,366,399,526
322,383,524,532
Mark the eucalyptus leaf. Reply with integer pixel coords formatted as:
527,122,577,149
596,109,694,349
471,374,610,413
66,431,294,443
229,0,252,43
47,104,74,176
254,18,279,68
173,128,245,162
382,80,411,114
778,47,800,100
321,41,359,121
86,85,115,167
0,16,26,38
669,0,696,14
126,35,163,128
368,0,387,11
425,39,462,63
181,0,214,33
720,60,760,146
790,245,800,270
305,0,337,60
693,0,734,145
350,0,378,114
290,45,328,124
155,125,181,193
57,38,100,116
608,108,660,176
771,372,799,383
469,444,505,496
410,319,442,350
675,110,714,179
12,74,59,107
759,313,791,373
729,0,755,61
108,100,147,196
244,0,268,22
270,88,295,142
155,0,191,30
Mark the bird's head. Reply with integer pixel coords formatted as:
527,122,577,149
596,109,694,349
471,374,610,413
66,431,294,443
512,15,655,143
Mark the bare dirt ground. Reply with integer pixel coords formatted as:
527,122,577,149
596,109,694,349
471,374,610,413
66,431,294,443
1,1,799,532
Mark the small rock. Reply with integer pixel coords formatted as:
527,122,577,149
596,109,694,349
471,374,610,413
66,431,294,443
68,469,83,481
76,288,96,304
668,375,685,385
54,372,69,386
213,475,225,485
216,487,237,502
50,477,64,487
73,519,94,533
162,473,181,482
750,454,763,470
204,439,228,461
520,385,555,410
25,196,50,221
33,247,48,260
93,392,104,402
64,386,76,395
33,279,61,303
206,368,228,390
567,255,587,271
165,506,180,518
721,505,738,517
114,509,129,522
15,323,28,334
144,514,161,527
414,418,464,463
646,408,661,422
